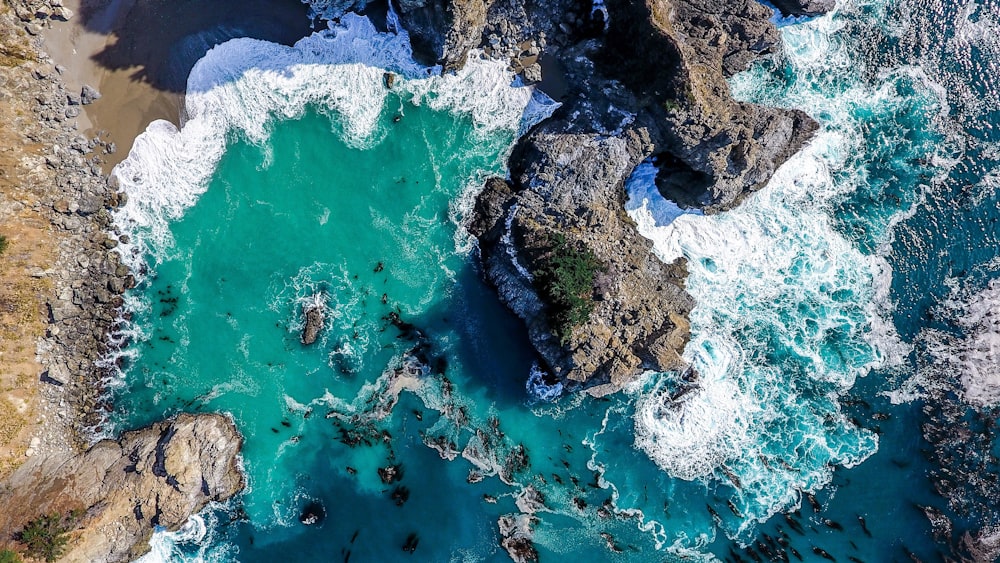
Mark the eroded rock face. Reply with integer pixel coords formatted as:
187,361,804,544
471,98,694,393
0,413,244,562
301,299,326,345
498,513,539,563
456,0,825,392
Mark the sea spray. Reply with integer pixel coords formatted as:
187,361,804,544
111,13,555,277
622,2,947,540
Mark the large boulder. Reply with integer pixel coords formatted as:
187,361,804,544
471,108,694,394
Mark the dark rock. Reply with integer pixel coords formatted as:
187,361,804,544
600,0,818,212
378,464,403,484
768,0,835,17
402,532,419,553
472,121,694,394
80,84,101,105
299,501,326,525
498,514,539,563
300,297,325,345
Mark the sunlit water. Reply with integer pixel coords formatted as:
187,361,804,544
109,1,1000,561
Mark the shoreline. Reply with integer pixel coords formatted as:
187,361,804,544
38,0,184,171
0,0,316,561
0,0,125,476
0,0,829,558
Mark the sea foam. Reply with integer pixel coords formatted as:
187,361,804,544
622,6,948,538
111,13,556,277
922,279,1000,408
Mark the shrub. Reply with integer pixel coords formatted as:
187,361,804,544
18,511,80,563
533,233,605,342
0,549,23,563
0,235,7,255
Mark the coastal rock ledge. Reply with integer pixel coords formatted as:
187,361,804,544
0,413,244,562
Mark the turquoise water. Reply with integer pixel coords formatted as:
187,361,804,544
108,1,1000,561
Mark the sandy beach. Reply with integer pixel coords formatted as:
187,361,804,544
0,0,312,554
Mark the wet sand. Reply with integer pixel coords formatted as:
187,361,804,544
40,0,313,170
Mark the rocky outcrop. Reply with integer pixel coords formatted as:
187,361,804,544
498,513,539,563
302,0,831,398
390,0,821,213
600,0,819,211
451,0,821,392
396,0,497,70
0,413,244,562
301,298,326,345
471,107,694,394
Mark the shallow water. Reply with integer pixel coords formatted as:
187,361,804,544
111,1,1000,561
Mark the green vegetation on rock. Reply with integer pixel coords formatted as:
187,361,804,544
0,234,8,255
18,510,81,563
0,549,23,563
534,233,605,342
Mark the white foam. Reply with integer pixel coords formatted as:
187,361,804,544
922,279,1000,408
618,5,956,537
111,14,556,276
624,160,703,228
136,511,235,563
525,362,564,401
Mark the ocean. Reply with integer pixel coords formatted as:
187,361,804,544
106,0,1000,560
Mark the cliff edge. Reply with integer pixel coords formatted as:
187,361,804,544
0,413,243,562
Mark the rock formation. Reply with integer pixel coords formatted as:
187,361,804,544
304,0,830,396
463,0,822,392
498,513,539,563
470,114,694,394
301,297,326,345
600,0,819,212
0,413,243,562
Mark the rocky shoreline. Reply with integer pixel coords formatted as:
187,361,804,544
0,1,246,560
2,0,129,455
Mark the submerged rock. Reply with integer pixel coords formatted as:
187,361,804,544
0,413,244,562
378,464,403,484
